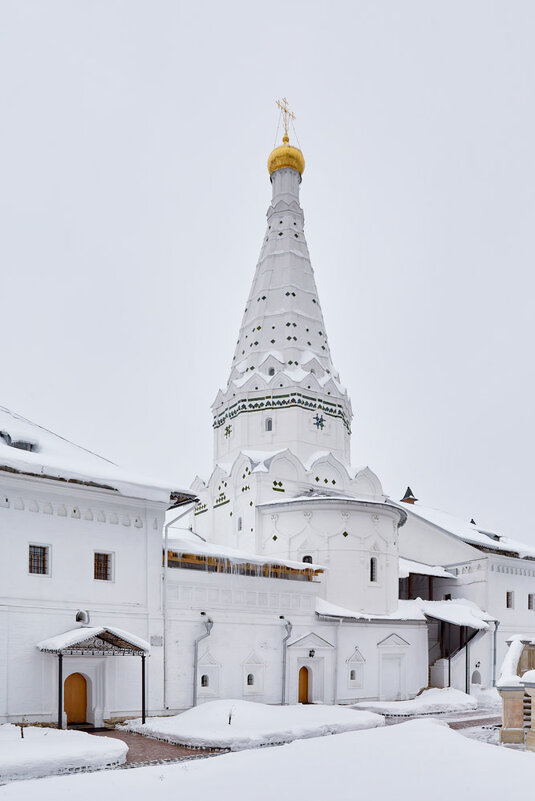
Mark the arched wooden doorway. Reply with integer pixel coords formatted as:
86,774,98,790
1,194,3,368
298,666,310,704
64,673,87,724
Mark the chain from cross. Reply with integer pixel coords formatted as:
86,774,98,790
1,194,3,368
276,98,296,140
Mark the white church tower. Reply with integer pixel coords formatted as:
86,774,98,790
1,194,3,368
212,117,352,467
192,102,405,616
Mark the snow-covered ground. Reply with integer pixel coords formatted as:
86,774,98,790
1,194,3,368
353,687,478,716
0,725,127,783
459,725,526,750
120,699,384,749
470,685,501,711
3,720,535,801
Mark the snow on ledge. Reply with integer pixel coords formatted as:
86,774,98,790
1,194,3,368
166,530,325,571
496,638,526,687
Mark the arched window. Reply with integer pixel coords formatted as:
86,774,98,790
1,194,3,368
201,674,209,688
369,557,377,583
268,367,275,376
265,418,273,432
302,555,313,564
238,516,243,531
247,673,254,686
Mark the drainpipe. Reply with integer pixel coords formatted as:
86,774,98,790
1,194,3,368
193,613,213,707
493,621,500,686
334,619,342,705
465,638,471,695
163,502,196,710
280,616,293,705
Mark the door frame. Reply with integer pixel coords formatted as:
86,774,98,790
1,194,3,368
379,652,406,701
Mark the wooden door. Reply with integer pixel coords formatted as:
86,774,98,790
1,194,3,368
64,673,87,724
298,666,309,704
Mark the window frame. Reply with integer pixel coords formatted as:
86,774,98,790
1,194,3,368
28,542,51,577
506,591,514,609
369,556,378,583
529,593,535,611
93,550,115,582
348,662,364,689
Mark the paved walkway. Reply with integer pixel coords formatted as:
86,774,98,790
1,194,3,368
384,710,501,730
89,730,223,766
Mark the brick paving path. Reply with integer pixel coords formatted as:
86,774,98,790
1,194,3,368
447,715,501,730
89,729,222,766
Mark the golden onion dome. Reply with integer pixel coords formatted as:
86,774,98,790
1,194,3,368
267,133,305,177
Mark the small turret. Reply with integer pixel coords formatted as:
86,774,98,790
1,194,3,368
401,486,418,504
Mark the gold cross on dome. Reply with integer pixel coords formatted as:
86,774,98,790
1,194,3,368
276,97,296,142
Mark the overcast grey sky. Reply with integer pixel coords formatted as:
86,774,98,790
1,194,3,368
1,1,534,541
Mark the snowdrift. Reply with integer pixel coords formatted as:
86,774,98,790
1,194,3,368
0,725,127,783
121,699,384,749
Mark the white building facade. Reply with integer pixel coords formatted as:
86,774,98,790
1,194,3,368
0,407,193,726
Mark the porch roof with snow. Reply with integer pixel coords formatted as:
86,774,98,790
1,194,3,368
37,626,150,656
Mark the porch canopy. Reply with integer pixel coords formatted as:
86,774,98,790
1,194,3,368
37,626,150,728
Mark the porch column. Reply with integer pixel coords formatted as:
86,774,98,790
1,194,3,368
498,687,525,744
57,653,63,730
141,653,146,724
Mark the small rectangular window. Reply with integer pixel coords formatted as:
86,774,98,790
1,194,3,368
506,591,514,609
94,552,112,581
444,593,452,601
529,594,535,610
29,544,49,575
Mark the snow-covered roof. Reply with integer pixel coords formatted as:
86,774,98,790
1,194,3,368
399,557,457,580
419,598,494,629
397,500,535,560
0,406,194,508
316,598,426,622
166,529,325,571
317,597,493,629
37,626,150,654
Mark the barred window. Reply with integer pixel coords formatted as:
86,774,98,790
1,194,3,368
29,544,49,575
370,557,377,583
94,552,112,581
506,591,514,609
529,594,535,611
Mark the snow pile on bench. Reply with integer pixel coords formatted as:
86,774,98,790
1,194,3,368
5,719,535,801
121,699,384,750
0,725,127,782
353,687,478,716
